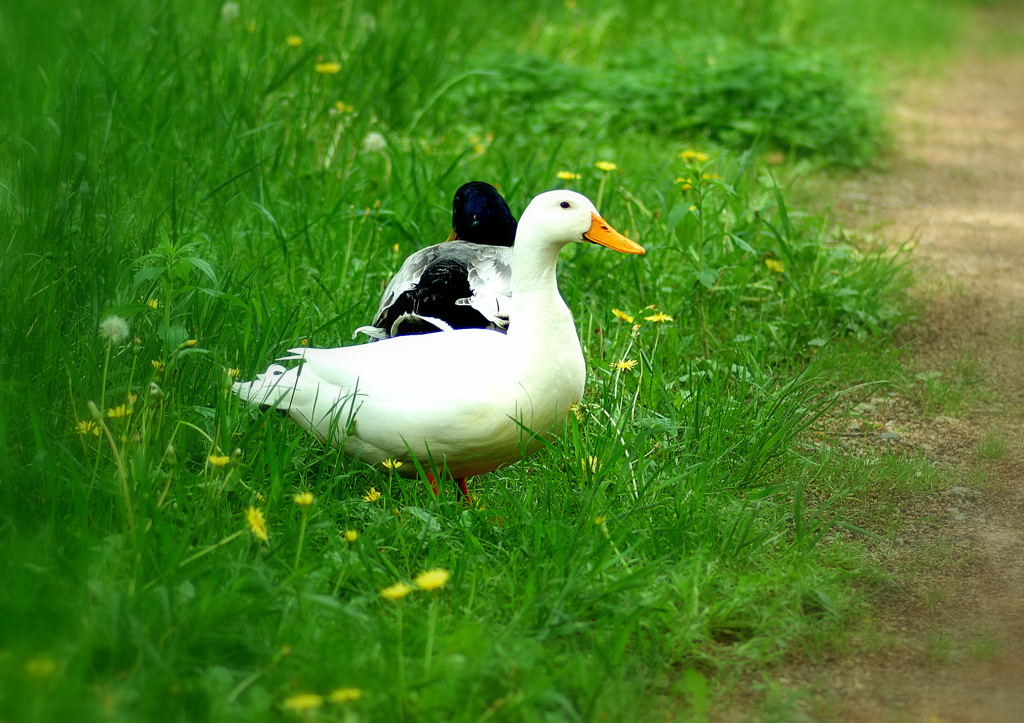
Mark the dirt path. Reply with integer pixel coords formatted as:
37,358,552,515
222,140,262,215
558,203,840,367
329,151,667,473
794,11,1024,723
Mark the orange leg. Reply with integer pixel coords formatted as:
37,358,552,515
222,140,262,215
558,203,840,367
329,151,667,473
425,472,472,505
456,477,472,505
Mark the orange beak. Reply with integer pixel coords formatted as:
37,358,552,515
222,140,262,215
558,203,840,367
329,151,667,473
445,227,459,242
583,213,645,255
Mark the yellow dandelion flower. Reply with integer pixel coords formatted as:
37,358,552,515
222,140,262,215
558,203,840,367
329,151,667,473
679,150,709,163
106,404,131,419
595,161,617,172
556,171,581,180
644,312,674,323
381,458,402,471
611,308,634,323
362,487,381,502
413,568,451,591
208,454,230,468
25,657,57,679
294,491,314,507
612,358,638,371
227,368,240,379
344,529,358,543
315,62,342,74
146,298,160,309
246,506,269,542
568,401,583,421
380,582,414,600
329,688,363,704
282,693,323,711
594,515,607,525
76,420,100,437
765,258,785,273
286,35,302,47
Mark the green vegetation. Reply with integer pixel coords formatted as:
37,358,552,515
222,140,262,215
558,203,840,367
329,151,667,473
0,0,977,720
465,41,883,164
915,356,990,417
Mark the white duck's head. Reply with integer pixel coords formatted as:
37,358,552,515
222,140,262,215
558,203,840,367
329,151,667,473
516,190,646,256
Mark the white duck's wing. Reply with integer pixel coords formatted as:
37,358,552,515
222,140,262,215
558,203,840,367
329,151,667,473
289,330,505,397
267,332,529,472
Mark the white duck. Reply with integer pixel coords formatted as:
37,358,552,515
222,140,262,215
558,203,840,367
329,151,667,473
233,190,644,500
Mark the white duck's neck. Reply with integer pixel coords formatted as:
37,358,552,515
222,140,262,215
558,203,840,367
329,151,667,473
508,227,575,343
505,221,586,414
501,229,583,435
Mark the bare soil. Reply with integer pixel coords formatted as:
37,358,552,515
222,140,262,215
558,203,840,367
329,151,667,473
776,10,1024,723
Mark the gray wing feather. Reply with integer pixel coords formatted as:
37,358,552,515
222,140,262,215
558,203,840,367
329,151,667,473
369,245,449,327
360,242,514,338
464,246,513,327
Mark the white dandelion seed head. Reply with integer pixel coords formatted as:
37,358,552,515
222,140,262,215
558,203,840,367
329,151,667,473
358,13,376,32
99,315,130,344
361,132,387,153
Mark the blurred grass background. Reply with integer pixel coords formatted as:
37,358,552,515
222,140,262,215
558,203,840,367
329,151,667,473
0,0,993,720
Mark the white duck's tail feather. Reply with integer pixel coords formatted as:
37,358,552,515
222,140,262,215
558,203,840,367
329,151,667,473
232,363,363,444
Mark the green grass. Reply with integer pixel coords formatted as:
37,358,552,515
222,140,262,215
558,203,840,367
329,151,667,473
915,356,991,417
0,0,977,720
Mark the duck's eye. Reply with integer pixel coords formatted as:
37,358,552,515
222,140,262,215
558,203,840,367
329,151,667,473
560,201,571,209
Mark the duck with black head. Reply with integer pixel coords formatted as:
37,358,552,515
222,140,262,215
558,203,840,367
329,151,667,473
355,181,517,340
